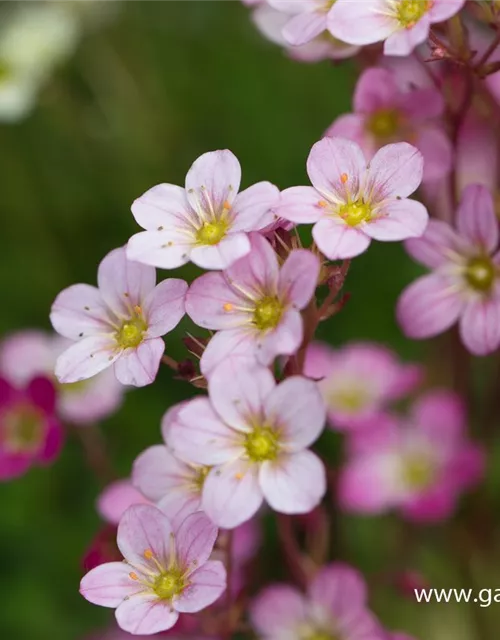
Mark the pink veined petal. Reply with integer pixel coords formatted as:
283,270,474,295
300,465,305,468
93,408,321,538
353,67,399,113
365,142,423,201
190,232,251,270
429,0,466,22
257,308,303,366
264,376,326,451
27,376,56,414
325,114,368,152
185,150,241,212
456,184,498,253
202,459,263,528
225,233,280,299
456,110,498,195
38,419,64,464
157,493,202,531
307,136,366,203
250,585,307,637
142,278,187,338
97,247,156,317
259,450,326,514
131,183,192,231
55,336,119,384
230,182,280,232
168,397,243,466
113,338,164,387
459,296,500,356
173,560,226,613
126,230,192,271
278,249,320,309
283,11,327,47
416,126,453,183
410,390,465,447
200,327,258,378
309,563,368,614
115,594,179,635
98,479,150,525
397,273,464,339
404,219,464,269
364,199,429,241
50,284,111,340
327,0,398,46
132,445,192,503
273,186,325,223
175,511,219,574
209,360,275,432
312,218,371,260
383,15,430,56
80,562,144,607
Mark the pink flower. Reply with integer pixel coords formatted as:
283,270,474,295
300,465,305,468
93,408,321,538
80,505,226,635
0,330,124,425
0,376,63,480
326,67,452,183
185,233,320,376
167,361,326,528
274,137,427,260
328,0,465,56
339,391,484,522
127,150,279,271
304,341,421,431
50,247,187,387
250,562,386,640
397,184,500,355
97,479,151,526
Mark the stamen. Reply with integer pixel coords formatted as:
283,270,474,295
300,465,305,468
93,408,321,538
340,173,348,184
223,303,234,312
144,549,153,560
129,572,139,580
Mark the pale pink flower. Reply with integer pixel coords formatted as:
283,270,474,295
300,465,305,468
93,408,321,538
97,479,151,526
326,67,452,183
127,150,279,271
250,563,386,640
0,376,63,480
80,505,226,635
50,247,187,387
304,341,421,431
186,233,320,376
339,392,484,522
0,330,124,425
397,184,500,355
167,361,326,528
328,0,465,56
275,137,427,260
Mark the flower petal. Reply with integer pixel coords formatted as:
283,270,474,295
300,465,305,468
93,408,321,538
353,67,398,113
416,125,453,183
383,16,430,56
364,199,429,241
185,150,241,212
459,296,500,356
278,249,320,309
27,376,56,414
225,232,280,298
256,308,303,365
309,563,367,613
115,594,178,635
175,512,219,574
313,218,371,260
200,327,258,378
126,230,192,270
173,560,226,613
250,585,306,636
143,278,187,338
231,182,280,232
131,183,192,231
98,479,150,525
55,336,118,383
429,0,465,22
410,390,465,447
50,284,110,340
456,110,498,195
274,186,324,223
366,142,423,200
80,562,143,607
328,0,397,46
132,445,192,503
190,232,251,270
325,114,367,151
186,272,250,330
404,219,464,269
113,338,164,387
38,419,64,464
456,184,498,253
283,11,326,47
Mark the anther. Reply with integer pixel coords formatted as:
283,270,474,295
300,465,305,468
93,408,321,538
223,303,233,312
129,572,139,580
341,173,348,184
144,549,153,559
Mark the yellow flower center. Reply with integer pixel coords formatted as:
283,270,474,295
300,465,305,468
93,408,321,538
3,406,44,453
403,456,435,489
397,0,429,27
196,220,229,246
465,256,495,292
329,387,368,412
245,427,279,462
193,465,211,490
338,200,372,227
0,60,11,83
58,379,89,394
304,633,336,640
153,569,185,600
253,296,283,331
367,108,401,140
116,314,147,349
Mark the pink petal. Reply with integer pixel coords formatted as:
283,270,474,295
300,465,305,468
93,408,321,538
364,199,429,241
404,219,463,269
160,402,186,443
200,328,257,378
397,274,464,339
401,88,445,122
250,585,306,636
174,560,226,613
202,458,263,528
259,450,326,514
325,114,367,151
264,377,326,451
189,232,251,270
115,595,178,635
456,184,498,253
38,419,64,464
327,0,397,46
256,308,303,365
132,445,191,503
0,452,32,480
131,183,191,231
353,67,398,113
459,296,500,356
278,249,320,309
27,376,56,413
80,562,142,607
274,186,324,223
225,233,279,297
126,230,192,270
456,110,498,195
98,479,150,525
268,0,316,12
283,11,326,46
186,273,250,331
185,150,241,212
143,278,187,338
113,338,164,387
416,126,453,183
410,390,465,447
231,182,280,232
401,484,456,523
50,284,111,340
366,142,423,201
383,16,430,56
55,336,118,383
429,0,465,22
175,511,219,573
312,218,371,260
303,341,336,379
0,331,53,386
338,454,401,513
157,493,202,531
309,563,367,613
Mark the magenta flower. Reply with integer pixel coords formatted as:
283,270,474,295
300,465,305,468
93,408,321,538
328,0,465,56
398,184,500,355
250,563,386,640
275,137,427,260
80,505,226,635
50,247,187,387
127,150,279,271
339,392,484,522
326,67,452,183
97,479,151,526
304,341,421,431
186,233,320,376
167,361,327,528
0,376,63,480
0,330,124,425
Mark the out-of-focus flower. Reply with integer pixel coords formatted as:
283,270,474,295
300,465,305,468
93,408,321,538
167,361,326,528
80,506,226,635
0,330,124,425
326,67,452,183
339,392,484,522
127,150,279,271
391,634,416,640
0,376,63,480
186,233,319,375
83,524,122,573
328,0,465,56
304,341,421,431
97,479,151,526
50,247,187,387
250,562,386,640
398,184,500,355
275,137,427,260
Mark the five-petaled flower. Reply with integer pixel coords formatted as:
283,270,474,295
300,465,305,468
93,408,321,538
80,505,226,635
50,246,187,387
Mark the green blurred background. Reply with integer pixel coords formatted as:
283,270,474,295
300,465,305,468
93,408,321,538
1,2,495,639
